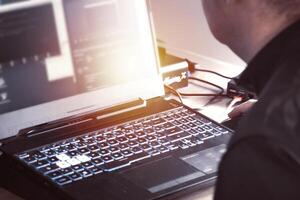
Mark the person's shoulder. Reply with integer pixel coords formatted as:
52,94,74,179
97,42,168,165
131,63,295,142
230,81,300,154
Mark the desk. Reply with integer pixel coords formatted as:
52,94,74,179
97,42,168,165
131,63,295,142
0,54,244,200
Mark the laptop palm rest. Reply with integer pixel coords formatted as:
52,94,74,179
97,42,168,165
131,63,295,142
121,156,205,193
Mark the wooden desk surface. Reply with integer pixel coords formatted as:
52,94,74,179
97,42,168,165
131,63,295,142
0,186,214,200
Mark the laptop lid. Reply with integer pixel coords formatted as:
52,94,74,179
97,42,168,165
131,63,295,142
0,0,164,140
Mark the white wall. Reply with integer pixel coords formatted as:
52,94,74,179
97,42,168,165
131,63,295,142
149,0,246,70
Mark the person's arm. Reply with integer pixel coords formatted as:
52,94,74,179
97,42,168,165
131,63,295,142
214,136,300,200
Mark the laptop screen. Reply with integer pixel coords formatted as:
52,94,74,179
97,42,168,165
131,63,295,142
0,0,163,139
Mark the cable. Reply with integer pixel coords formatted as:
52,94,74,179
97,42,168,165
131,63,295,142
190,77,224,91
179,77,227,97
186,59,235,80
194,69,234,80
164,84,184,104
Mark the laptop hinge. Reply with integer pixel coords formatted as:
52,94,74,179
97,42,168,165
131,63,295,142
18,98,147,138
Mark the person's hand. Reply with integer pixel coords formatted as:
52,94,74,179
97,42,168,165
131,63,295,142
228,99,258,118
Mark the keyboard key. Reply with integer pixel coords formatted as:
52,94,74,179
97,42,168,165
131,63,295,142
172,120,181,126
135,130,146,137
109,146,120,153
92,158,104,166
66,158,81,166
74,142,87,148
211,129,222,136
211,124,229,134
55,147,67,154
128,152,151,163
82,161,94,168
96,136,106,142
88,145,100,151
176,141,189,149
186,122,197,128
48,170,62,179
67,150,79,157
98,142,109,149
140,143,151,151
55,176,72,186
107,139,119,146
44,150,56,157
60,167,73,175
31,151,47,160
39,164,59,174
154,125,164,132
195,127,205,133
32,160,49,169
196,117,211,124
164,127,182,136
157,146,169,153
99,149,110,156
150,141,160,148
114,130,125,136
65,144,76,151
87,152,100,159
158,138,170,145
165,143,179,151
102,159,130,172
179,124,190,131
131,146,143,154
144,128,155,135
116,136,128,143
190,136,204,145
111,152,123,160
137,138,147,144
188,129,199,136
169,132,191,142
101,155,114,163
69,172,82,181
23,156,36,163
84,139,96,145
145,135,156,141
89,166,103,174
78,169,93,178
78,148,90,154
56,161,71,169
127,140,138,147
197,132,215,140
119,143,129,150
155,132,166,139
194,120,204,126
48,156,59,163
72,165,84,172
162,122,175,129
104,133,115,139
151,118,166,126
202,125,213,131
186,116,196,122
179,118,189,124
121,149,134,157
126,134,137,140
75,155,91,163
56,153,70,161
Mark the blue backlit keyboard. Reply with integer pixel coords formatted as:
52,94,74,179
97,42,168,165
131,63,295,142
16,107,229,186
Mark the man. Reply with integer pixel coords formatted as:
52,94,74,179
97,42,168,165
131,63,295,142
201,0,300,199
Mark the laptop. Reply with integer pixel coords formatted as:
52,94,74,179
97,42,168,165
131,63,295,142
0,0,233,199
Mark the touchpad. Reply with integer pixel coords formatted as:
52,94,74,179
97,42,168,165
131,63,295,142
121,156,205,193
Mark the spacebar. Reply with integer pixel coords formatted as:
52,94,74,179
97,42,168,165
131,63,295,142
103,159,130,172
128,152,151,164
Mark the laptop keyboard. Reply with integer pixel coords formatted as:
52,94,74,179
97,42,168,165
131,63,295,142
16,107,230,186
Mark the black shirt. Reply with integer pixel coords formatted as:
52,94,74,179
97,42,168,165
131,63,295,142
214,20,300,200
